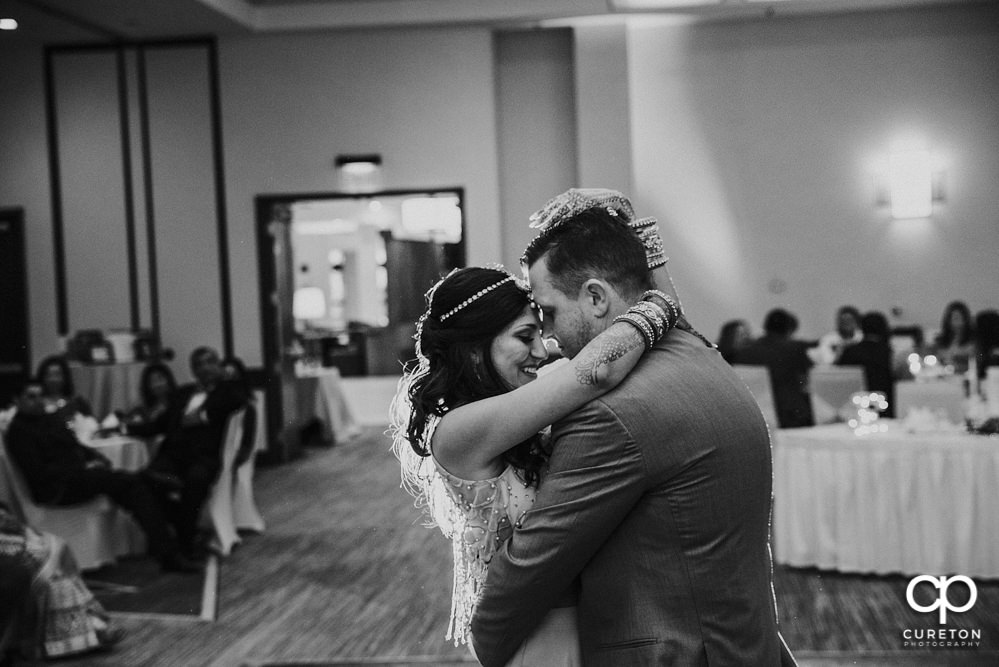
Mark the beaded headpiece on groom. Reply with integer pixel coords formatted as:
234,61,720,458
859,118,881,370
523,188,667,269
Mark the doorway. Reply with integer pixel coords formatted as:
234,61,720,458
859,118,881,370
256,188,465,460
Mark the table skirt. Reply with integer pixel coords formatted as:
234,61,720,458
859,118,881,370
774,424,999,579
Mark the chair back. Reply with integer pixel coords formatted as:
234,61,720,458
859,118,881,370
233,399,266,533
202,408,245,555
810,366,867,424
731,365,780,430
0,440,125,570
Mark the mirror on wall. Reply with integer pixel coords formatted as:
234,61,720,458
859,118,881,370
258,188,465,384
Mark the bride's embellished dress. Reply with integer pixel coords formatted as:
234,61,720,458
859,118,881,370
424,416,581,667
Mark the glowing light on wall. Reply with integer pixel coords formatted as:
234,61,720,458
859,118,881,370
888,148,933,219
871,141,946,220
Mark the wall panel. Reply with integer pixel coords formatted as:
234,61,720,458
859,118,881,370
53,51,132,332
144,46,224,368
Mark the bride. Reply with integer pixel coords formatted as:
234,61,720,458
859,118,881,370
390,189,676,665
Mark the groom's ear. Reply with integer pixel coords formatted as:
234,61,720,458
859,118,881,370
580,279,611,318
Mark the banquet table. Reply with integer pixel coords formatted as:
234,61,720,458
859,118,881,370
773,422,999,579
294,367,361,445
70,361,147,419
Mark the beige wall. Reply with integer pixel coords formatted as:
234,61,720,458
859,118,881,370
2,4,997,374
625,6,999,341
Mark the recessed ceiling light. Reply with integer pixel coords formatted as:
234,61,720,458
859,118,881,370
0,18,19,31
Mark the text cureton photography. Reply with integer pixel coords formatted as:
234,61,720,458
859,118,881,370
902,574,983,650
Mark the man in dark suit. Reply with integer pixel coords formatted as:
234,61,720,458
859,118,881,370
137,346,247,556
471,199,794,666
4,382,198,572
733,308,815,428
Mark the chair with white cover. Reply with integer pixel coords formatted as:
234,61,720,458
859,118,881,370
232,396,265,533
809,366,867,424
0,440,139,571
731,365,780,432
200,409,244,556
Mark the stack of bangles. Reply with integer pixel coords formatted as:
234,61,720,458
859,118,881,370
628,216,668,269
613,290,682,351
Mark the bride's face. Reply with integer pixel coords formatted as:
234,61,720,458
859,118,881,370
490,306,548,389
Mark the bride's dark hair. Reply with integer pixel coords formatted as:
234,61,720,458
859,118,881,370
394,266,548,486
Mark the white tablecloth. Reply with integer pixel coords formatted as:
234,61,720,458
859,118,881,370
295,367,361,444
87,434,150,471
70,361,147,419
773,422,999,579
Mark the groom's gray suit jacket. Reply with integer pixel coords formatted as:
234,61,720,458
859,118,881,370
471,328,792,666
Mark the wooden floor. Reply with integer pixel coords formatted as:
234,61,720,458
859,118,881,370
49,425,998,667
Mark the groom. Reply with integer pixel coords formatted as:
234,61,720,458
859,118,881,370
470,193,795,665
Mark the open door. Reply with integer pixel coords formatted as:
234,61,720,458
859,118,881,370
256,189,465,461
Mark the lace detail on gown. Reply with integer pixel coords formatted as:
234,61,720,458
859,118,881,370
421,415,535,646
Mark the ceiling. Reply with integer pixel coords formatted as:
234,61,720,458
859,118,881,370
0,0,982,43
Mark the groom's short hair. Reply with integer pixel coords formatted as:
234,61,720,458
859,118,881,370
522,207,651,298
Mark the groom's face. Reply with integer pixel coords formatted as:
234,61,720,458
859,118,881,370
527,257,594,359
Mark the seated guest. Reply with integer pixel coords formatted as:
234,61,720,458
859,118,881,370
809,305,862,366
976,309,999,377
3,382,199,573
34,355,92,423
838,311,895,418
716,319,753,365
932,300,975,373
0,501,125,661
734,308,815,428
123,362,178,431
136,347,247,557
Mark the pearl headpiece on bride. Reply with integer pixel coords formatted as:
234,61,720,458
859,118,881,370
438,275,517,322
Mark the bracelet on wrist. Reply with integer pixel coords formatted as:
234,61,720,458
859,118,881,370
613,312,656,351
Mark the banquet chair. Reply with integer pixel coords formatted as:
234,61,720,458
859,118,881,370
809,366,866,424
731,365,780,431
200,409,245,556
232,398,266,533
0,447,126,571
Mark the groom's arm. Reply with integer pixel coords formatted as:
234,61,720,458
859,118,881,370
470,400,644,667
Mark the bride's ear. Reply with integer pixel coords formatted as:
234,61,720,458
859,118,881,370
581,279,611,318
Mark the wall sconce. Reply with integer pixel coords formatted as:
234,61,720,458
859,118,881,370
335,154,383,194
874,147,945,220
292,286,326,321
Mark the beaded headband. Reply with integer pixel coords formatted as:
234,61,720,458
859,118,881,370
438,275,517,322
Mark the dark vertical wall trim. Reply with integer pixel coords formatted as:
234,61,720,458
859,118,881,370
116,46,141,330
44,48,69,336
207,39,233,357
136,46,160,336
